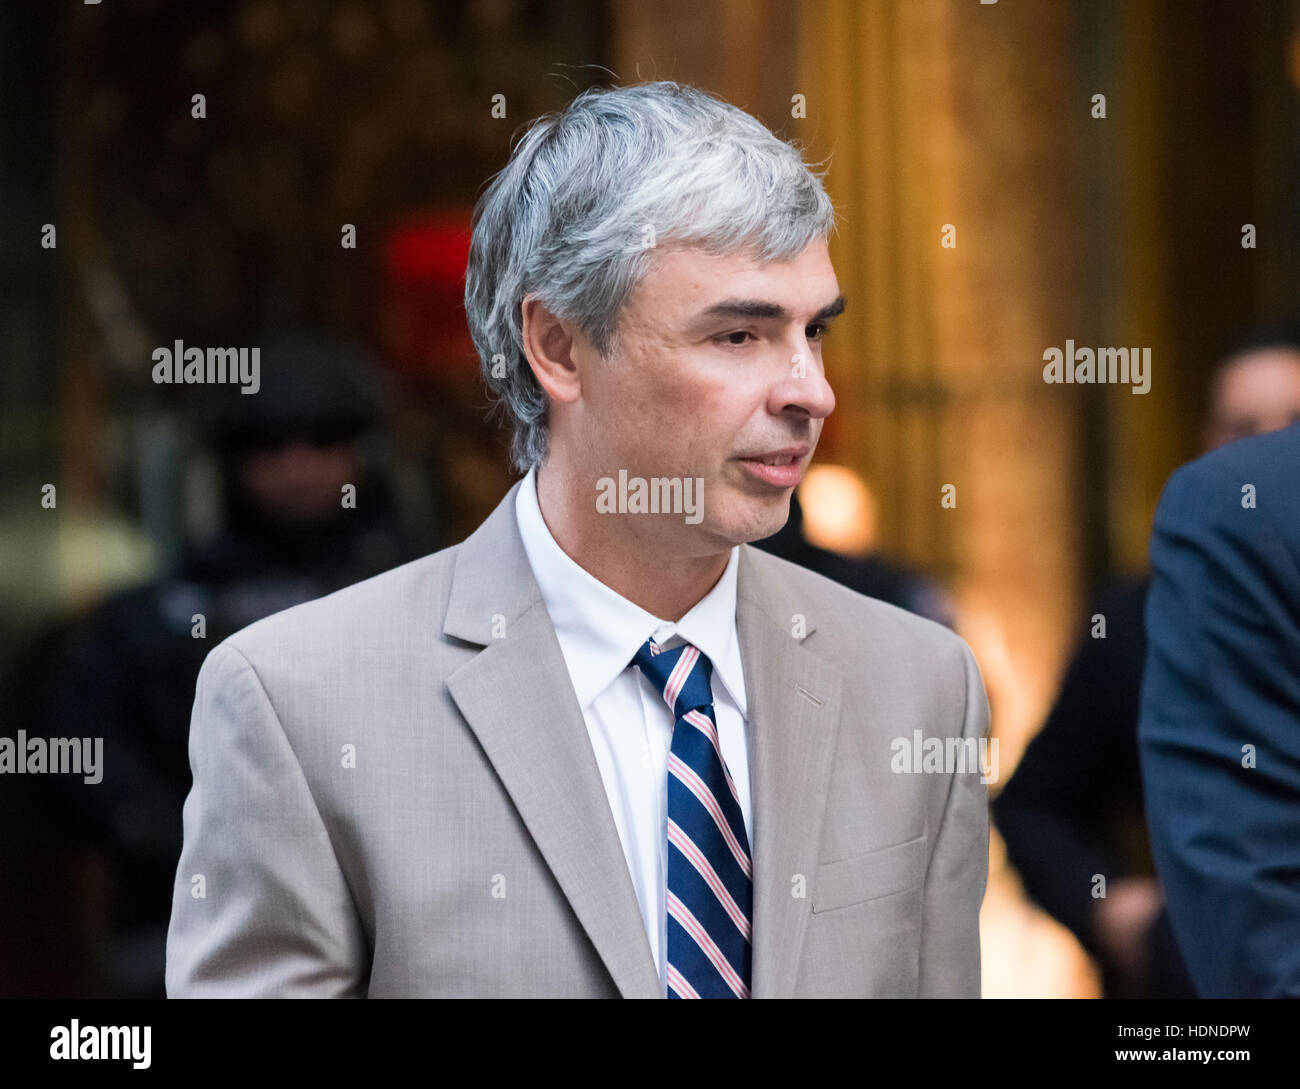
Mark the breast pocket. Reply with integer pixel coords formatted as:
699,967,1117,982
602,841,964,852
811,833,929,914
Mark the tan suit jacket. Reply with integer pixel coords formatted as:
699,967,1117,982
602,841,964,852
166,481,990,997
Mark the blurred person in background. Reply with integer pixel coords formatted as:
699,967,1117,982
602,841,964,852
993,323,1300,998
22,330,422,998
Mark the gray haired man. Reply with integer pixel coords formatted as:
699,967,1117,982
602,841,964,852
167,81,990,998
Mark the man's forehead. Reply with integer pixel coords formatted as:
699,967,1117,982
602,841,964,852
634,241,839,311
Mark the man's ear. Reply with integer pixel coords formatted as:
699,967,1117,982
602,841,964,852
521,293,583,404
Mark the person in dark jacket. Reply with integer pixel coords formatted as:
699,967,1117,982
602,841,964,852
24,330,423,997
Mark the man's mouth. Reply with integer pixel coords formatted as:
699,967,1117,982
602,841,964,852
735,446,810,487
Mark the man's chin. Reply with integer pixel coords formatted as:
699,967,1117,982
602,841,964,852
708,486,792,544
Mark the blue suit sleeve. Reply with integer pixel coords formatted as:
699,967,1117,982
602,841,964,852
1138,453,1300,997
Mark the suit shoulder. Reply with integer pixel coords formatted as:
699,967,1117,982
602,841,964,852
741,545,969,663
1163,423,1300,500
1156,424,1300,553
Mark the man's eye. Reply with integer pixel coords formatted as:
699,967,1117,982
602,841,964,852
806,322,828,341
718,331,755,346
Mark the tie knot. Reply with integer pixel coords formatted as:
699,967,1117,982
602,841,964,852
632,638,714,716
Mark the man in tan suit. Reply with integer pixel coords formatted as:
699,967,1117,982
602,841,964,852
167,81,990,998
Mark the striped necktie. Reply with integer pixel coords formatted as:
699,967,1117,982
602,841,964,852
633,637,752,999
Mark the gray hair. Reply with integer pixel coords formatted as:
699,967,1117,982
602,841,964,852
464,80,837,472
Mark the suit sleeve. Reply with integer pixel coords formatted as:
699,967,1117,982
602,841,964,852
1138,458,1300,997
166,641,369,996
918,638,991,998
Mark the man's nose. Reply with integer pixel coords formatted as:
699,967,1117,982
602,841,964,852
772,347,836,419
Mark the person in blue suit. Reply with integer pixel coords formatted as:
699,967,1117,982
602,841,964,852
1139,420,1300,997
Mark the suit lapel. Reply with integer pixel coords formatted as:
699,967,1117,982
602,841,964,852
736,545,845,999
443,483,662,999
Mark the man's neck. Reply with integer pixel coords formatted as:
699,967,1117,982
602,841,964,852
534,460,729,622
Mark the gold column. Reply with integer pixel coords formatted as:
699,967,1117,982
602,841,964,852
1109,0,1177,572
798,0,1095,998
798,0,1083,760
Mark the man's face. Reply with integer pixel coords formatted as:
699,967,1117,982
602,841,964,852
566,239,840,553
239,438,361,527
1204,348,1300,450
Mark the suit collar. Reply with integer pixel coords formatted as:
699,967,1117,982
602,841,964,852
443,477,822,650
512,465,746,714
442,478,540,646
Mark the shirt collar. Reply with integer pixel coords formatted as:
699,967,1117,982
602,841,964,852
514,465,745,715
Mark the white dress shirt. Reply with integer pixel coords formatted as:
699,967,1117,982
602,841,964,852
514,466,753,992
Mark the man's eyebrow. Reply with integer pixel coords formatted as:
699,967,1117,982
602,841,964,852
695,294,847,325
812,295,847,323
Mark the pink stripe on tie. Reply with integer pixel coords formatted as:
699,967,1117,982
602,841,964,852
662,644,699,710
668,751,752,878
668,818,752,940
682,708,743,808
666,962,700,999
667,889,750,998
